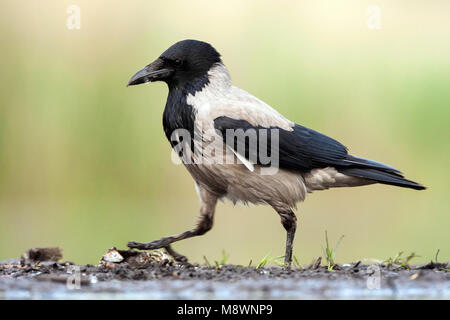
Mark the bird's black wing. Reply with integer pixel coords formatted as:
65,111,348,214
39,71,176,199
214,116,350,172
213,116,425,190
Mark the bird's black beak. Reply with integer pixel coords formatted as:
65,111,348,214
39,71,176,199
127,58,174,87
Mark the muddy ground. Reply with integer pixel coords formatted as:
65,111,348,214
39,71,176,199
0,248,449,299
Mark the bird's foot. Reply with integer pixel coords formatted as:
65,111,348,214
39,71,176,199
127,240,190,264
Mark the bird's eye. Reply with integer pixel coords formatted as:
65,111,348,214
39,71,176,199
174,59,183,66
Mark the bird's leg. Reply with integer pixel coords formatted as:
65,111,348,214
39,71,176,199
276,209,297,267
128,188,218,263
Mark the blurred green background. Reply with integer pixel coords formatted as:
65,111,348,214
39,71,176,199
0,0,448,265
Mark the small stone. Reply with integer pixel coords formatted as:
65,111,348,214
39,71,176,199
21,247,63,264
102,248,124,263
410,273,420,280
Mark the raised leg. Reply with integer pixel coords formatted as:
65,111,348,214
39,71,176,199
275,208,297,267
128,186,218,262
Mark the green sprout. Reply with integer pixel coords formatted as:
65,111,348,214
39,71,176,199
384,251,420,269
293,255,302,269
213,250,229,269
256,253,284,269
323,230,344,271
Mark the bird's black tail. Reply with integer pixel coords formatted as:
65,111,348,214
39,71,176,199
338,155,426,190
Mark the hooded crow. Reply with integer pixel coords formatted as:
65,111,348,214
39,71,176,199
127,39,425,266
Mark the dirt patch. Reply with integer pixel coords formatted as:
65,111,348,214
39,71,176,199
0,248,449,299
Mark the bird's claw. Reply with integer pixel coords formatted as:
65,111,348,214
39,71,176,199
164,245,189,263
127,241,190,264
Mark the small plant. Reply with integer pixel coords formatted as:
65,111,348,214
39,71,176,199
384,251,403,268
434,249,440,263
213,250,229,269
403,252,420,267
203,255,211,267
256,253,284,269
323,231,344,271
431,249,449,272
274,256,288,268
293,255,302,269
384,251,420,269
256,253,270,269
219,250,229,265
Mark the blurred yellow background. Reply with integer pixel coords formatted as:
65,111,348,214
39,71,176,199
0,0,448,265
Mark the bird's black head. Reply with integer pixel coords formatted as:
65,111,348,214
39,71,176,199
127,40,221,88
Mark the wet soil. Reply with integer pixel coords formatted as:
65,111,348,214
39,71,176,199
0,248,449,299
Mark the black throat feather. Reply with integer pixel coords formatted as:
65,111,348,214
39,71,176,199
162,75,210,148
